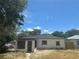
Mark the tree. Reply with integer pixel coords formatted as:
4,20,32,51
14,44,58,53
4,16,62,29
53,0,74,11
18,29,41,37
33,29,41,35
52,31,64,37
0,0,27,53
64,29,79,38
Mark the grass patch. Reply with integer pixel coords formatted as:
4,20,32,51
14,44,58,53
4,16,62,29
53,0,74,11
0,52,27,59
1,50,79,59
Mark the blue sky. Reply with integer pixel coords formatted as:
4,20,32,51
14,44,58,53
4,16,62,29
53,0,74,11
22,0,79,33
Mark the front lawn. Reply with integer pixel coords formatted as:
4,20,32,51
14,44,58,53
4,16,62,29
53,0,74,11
0,52,27,59
0,50,79,59
30,50,79,59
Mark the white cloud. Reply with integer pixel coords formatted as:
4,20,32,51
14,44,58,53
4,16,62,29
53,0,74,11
34,26,41,29
26,28,34,31
17,32,21,34
75,28,79,30
42,29,49,34
44,29,49,33
42,29,52,34
48,32,53,34
23,29,26,31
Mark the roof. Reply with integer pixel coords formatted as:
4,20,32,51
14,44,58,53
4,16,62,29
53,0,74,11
67,35,79,40
18,34,64,40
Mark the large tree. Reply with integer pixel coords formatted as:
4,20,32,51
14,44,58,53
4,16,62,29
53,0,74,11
52,31,64,37
33,29,41,35
64,29,79,38
0,0,27,52
18,29,41,37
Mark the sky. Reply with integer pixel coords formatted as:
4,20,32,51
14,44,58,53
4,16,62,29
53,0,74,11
22,0,79,33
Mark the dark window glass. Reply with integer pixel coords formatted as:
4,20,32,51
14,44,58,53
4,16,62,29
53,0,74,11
42,40,47,45
56,41,60,46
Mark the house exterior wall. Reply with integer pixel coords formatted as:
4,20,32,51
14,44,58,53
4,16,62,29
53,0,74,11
67,39,79,48
36,39,65,49
25,41,27,51
32,40,35,51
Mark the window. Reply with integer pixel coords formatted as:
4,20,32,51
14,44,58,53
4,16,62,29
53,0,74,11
56,41,60,46
77,40,79,45
42,40,47,45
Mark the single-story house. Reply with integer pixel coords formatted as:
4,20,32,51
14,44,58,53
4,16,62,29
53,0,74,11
16,35,65,52
66,35,79,48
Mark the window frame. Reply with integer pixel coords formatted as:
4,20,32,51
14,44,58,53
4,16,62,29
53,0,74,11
42,40,47,45
56,41,60,46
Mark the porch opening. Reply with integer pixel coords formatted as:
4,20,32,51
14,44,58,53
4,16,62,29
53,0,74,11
27,41,32,52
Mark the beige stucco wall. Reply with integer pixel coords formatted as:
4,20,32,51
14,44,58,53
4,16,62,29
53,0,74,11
25,41,27,51
32,40,35,51
37,39,65,49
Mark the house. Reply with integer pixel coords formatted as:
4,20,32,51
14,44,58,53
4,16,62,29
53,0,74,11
16,35,65,52
66,35,79,48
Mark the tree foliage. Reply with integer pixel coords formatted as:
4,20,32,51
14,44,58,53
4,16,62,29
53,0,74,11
52,31,64,37
18,29,41,37
64,29,79,38
33,29,41,35
0,0,27,53
52,29,79,38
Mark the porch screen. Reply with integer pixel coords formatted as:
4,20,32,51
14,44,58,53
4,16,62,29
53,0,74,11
17,40,25,49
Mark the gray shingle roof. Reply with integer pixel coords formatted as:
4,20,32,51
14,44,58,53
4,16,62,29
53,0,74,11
18,34,64,40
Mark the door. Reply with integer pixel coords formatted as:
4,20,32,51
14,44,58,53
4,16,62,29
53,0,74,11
27,41,32,52
65,42,74,49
